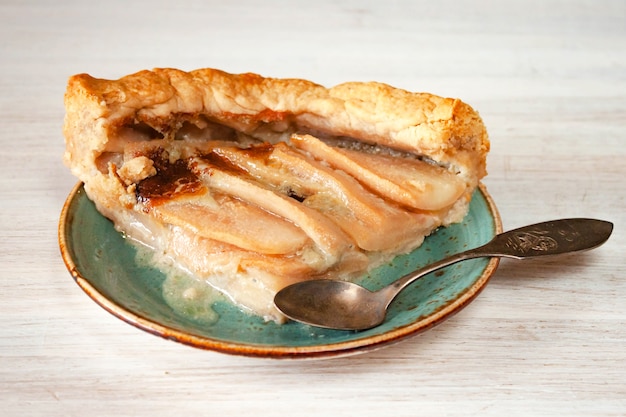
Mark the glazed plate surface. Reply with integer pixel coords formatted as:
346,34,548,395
59,182,501,359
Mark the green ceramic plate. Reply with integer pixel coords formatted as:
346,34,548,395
59,182,501,359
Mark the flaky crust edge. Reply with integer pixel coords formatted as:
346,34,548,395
63,67,489,189
64,68,489,234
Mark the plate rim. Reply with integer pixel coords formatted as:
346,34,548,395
59,181,502,359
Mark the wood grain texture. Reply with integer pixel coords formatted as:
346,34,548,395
1,0,625,416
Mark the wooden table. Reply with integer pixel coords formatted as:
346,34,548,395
2,1,625,415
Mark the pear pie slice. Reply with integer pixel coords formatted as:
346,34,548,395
63,68,489,322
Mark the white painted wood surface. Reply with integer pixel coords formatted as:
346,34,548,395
1,0,625,415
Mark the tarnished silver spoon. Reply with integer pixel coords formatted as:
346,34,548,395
274,218,613,331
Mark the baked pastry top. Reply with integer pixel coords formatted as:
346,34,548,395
63,68,489,322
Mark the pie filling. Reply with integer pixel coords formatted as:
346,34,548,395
83,113,473,323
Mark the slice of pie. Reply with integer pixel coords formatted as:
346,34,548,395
63,68,489,322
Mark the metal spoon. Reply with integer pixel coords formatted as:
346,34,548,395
274,218,613,331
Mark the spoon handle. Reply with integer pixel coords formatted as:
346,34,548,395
381,218,613,305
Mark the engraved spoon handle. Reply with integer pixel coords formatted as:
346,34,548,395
379,218,613,306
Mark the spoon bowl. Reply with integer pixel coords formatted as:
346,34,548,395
274,280,387,330
274,218,613,331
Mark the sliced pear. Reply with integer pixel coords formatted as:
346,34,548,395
150,192,310,255
290,134,465,211
189,156,355,267
213,143,436,253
